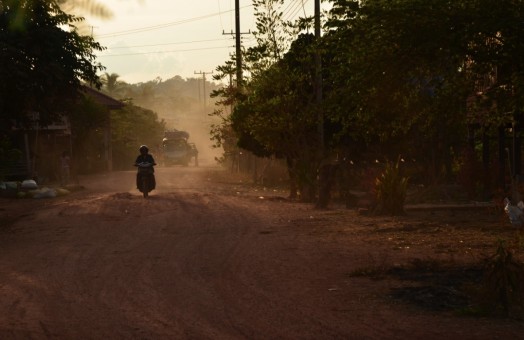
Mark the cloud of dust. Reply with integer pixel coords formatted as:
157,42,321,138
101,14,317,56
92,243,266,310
161,109,223,167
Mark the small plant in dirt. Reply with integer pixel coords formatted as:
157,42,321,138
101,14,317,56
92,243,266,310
476,240,524,317
374,157,409,215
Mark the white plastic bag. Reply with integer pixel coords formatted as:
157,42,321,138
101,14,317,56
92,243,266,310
504,198,524,227
21,179,38,190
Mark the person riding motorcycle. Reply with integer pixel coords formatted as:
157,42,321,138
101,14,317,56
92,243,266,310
135,145,156,191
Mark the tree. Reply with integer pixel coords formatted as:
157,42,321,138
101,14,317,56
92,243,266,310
245,0,300,78
231,34,321,200
111,104,165,170
210,59,240,160
101,72,125,98
322,0,483,184
68,95,109,174
317,0,524,201
210,1,322,199
0,0,105,130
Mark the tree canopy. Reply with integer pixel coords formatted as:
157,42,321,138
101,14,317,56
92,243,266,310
211,0,524,202
0,0,105,129
323,0,524,181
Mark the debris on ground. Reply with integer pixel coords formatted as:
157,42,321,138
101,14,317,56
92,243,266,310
503,197,524,227
1,180,76,199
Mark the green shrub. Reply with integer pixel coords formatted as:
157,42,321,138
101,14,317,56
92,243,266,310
481,241,524,317
374,157,409,215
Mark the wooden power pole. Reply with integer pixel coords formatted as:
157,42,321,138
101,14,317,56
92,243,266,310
235,0,242,87
194,70,213,108
223,0,250,88
315,0,323,154
315,0,331,209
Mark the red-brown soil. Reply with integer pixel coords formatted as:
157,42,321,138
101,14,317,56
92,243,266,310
0,165,523,339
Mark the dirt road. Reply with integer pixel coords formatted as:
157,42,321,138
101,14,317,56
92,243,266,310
1,166,523,339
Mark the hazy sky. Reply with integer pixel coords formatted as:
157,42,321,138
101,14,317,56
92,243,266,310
86,0,319,84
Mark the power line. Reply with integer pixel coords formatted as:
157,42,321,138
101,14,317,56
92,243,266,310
194,70,214,107
282,0,302,20
96,4,253,39
300,0,308,18
98,45,232,57
107,38,231,50
283,0,311,23
96,13,217,38
281,0,297,16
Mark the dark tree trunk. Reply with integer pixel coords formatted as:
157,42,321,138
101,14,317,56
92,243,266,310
316,163,337,209
286,157,298,200
482,130,491,200
498,126,506,191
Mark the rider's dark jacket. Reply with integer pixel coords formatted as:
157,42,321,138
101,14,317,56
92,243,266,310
135,154,156,172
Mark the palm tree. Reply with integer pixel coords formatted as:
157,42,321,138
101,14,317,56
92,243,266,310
102,72,126,98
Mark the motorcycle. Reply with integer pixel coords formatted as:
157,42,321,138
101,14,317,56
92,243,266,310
135,161,156,198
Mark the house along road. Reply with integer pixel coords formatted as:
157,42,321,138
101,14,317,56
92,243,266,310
0,165,522,339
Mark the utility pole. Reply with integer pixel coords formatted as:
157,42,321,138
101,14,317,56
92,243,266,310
315,0,323,154
223,2,251,175
223,28,250,87
89,25,98,37
315,0,330,209
222,0,250,88
235,0,242,87
194,71,213,108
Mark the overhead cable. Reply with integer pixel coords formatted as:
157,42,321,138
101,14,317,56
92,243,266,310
97,45,232,57
97,4,253,39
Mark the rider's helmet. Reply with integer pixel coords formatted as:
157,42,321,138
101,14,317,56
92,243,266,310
139,145,149,154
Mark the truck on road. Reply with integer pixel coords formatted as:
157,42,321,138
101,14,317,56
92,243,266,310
161,130,198,167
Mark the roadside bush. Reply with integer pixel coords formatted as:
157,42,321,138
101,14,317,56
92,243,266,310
480,241,524,317
374,157,409,215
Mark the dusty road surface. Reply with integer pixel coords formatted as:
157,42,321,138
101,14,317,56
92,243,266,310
1,165,524,339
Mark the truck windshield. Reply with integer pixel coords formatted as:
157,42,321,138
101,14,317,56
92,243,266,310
163,140,186,152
